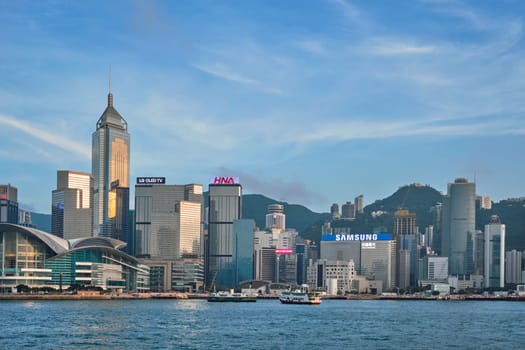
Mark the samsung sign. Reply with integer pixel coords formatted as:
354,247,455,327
137,177,166,184
322,233,392,241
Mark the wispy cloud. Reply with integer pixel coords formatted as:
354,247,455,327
367,41,436,56
329,0,369,30
428,3,489,31
288,116,524,144
296,40,329,56
192,63,258,85
192,62,284,95
0,114,90,159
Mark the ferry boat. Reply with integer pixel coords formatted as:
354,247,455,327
279,291,322,305
207,290,257,302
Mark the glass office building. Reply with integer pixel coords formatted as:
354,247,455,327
441,178,476,275
206,181,242,288
232,219,255,287
484,216,505,288
92,91,130,241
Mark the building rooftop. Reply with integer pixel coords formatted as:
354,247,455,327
96,93,127,131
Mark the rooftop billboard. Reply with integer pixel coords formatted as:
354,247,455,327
322,233,392,241
137,177,166,185
210,177,239,185
275,248,293,255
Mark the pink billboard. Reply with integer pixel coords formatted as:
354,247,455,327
275,248,293,255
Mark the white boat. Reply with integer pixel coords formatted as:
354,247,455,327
207,290,257,302
279,291,322,305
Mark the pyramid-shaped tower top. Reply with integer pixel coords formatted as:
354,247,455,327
96,67,127,131
96,92,128,131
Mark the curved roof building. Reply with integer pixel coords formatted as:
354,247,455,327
0,223,149,293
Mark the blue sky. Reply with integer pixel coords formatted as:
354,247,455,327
1,0,524,214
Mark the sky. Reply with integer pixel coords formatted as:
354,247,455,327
1,0,524,214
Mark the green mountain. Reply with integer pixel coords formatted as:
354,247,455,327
328,184,443,238
203,192,330,234
246,184,445,243
29,186,525,252
241,194,330,233
476,199,525,251
304,185,525,252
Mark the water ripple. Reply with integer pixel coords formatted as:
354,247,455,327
1,299,524,349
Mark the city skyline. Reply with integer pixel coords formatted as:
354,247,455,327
1,0,524,214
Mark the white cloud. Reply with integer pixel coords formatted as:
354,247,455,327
288,117,524,145
0,114,91,159
368,41,436,56
192,62,258,85
191,62,284,95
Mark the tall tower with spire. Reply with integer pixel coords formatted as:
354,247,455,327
92,80,130,244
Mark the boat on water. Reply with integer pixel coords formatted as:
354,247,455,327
279,291,322,305
207,290,257,302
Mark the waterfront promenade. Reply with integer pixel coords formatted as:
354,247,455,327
1,292,524,301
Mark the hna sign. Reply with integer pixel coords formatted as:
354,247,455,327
211,177,239,185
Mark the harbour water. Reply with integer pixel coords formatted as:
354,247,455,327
1,299,524,349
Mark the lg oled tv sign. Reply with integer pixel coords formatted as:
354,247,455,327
322,233,392,241
210,177,239,185
137,177,166,185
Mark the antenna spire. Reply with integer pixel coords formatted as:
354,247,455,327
108,65,113,107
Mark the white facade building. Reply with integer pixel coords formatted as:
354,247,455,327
52,170,93,240
307,259,356,294
265,204,285,232
321,235,396,290
424,256,448,281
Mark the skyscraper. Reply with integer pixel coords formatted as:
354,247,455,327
476,195,492,210
394,209,418,287
51,170,93,239
505,250,523,284
341,202,356,220
232,219,255,287
0,184,18,224
206,177,242,288
295,243,308,285
431,203,442,254
265,204,285,232
92,89,130,241
354,195,364,214
330,203,340,219
423,255,448,281
484,215,505,288
135,180,203,259
441,178,475,275
320,234,397,290
135,179,204,291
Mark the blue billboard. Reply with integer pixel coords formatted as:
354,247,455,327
322,233,392,241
